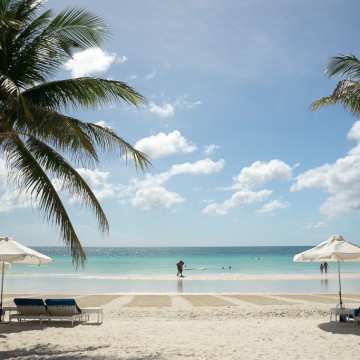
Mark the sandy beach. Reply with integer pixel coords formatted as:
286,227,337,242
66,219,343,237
1,292,360,359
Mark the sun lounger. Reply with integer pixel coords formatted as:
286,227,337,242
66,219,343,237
10,298,48,323
43,298,82,326
9,298,83,326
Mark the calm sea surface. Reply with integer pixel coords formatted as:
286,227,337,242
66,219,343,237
4,246,360,294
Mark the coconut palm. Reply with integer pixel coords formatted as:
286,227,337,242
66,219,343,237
0,0,150,266
311,54,360,115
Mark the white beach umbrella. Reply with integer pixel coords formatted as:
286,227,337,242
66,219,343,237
0,236,53,320
293,234,360,308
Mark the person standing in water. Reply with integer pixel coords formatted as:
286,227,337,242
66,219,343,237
324,262,328,274
176,260,184,277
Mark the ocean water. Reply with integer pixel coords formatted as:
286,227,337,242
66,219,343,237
3,246,360,294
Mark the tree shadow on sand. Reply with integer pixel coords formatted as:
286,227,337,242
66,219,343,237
0,322,84,336
0,344,165,360
318,321,360,335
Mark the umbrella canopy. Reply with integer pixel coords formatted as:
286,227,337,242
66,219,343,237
0,236,53,319
293,234,360,307
0,236,53,265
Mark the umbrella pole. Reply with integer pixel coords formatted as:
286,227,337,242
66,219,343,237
0,261,4,322
338,260,343,308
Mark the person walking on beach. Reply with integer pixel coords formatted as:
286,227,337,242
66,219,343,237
324,262,328,274
176,260,184,277
320,263,324,274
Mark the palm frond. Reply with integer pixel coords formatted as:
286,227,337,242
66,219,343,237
325,54,360,78
82,123,151,171
0,74,20,99
5,5,108,86
24,77,147,110
0,1,150,266
25,136,109,235
11,107,99,166
311,80,360,116
49,6,109,51
3,135,87,266
310,96,337,110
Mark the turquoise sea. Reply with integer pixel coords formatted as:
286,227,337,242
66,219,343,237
4,246,360,294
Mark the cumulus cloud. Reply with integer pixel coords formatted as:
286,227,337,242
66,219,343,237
203,144,220,156
64,48,117,77
149,102,174,117
203,159,293,216
291,121,360,218
170,158,224,175
148,95,202,118
132,186,184,210
60,158,225,211
129,158,224,210
95,120,112,129
203,189,272,215
135,130,197,159
256,199,290,216
232,159,293,190
0,159,38,212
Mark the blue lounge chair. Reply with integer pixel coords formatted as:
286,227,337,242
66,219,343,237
10,298,48,323
43,298,82,326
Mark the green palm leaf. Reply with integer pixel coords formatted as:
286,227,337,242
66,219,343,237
0,0,151,265
311,54,360,116
4,135,87,266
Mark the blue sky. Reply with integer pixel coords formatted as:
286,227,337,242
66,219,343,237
1,0,360,248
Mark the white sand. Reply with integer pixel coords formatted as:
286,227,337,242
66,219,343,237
1,293,360,359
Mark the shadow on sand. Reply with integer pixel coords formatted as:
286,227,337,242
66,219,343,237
318,321,360,335
0,344,163,360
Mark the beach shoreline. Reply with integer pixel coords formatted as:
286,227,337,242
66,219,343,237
4,272,360,295
1,292,360,359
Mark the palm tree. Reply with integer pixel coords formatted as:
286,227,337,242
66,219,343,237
0,0,151,266
311,54,360,116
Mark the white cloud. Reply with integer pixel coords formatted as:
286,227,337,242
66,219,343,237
135,130,197,159
145,67,157,80
0,159,37,212
232,159,293,190
129,158,224,210
291,121,360,218
170,158,224,175
64,48,117,77
304,222,327,230
203,144,220,156
148,95,201,118
61,158,224,211
132,186,184,210
116,56,128,64
95,120,112,129
256,199,290,216
149,102,174,117
203,189,272,216
203,159,293,216
76,168,110,188
174,95,202,109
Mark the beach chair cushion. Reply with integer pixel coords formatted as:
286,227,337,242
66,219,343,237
45,298,81,316
13,298,48,316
